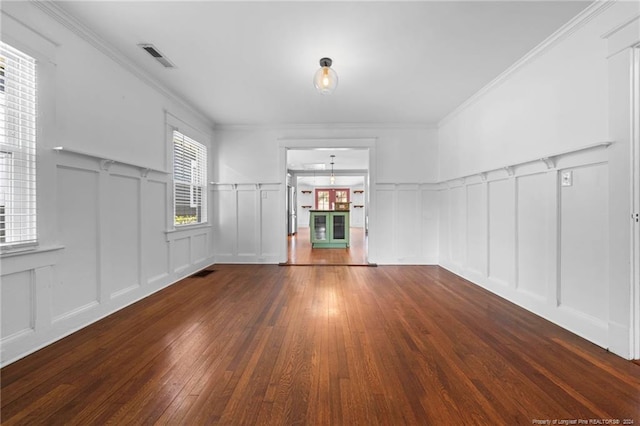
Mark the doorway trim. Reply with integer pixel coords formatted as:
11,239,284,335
278,138,377,265
632,45,640,360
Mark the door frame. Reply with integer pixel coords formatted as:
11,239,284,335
632,45,640,359
278,138,377,265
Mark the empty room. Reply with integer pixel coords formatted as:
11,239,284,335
1,0,639,424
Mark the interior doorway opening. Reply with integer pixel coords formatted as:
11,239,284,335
284,146,370,265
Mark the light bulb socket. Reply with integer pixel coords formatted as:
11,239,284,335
319,57,332,68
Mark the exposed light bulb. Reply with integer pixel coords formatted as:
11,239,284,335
329,154,336,185
322,74,330,87
314,57,338,95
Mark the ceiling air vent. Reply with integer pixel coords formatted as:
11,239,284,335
138,43,175,68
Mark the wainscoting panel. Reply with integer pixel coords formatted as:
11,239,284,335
0,271,33,340
213,187,237,258
106,174,141,298
144,179,170,284
397,186,421,262
488,179,515,286
54,166,100,319
466,183,487,277
260,186,281,260
439,144,611,350
372,184,438,264
421,189,439,261
172,237,191,274
438,190,450,262
237,187,257,257
373,187,396,263
449,186,465,268
516,173,550,300
212,183,283,263
1,152,215,367
559,162,609,322
192,233,209,265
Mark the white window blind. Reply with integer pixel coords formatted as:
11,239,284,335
0,42,37,249
173,130,207,226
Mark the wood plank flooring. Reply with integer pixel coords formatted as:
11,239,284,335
287,227,367,265
1,265,639,425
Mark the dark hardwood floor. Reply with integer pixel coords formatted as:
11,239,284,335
287,226,368,265
1,265,638,424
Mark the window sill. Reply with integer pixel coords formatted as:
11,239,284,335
1,245,65,275
165,224,212,242
1,244,65,258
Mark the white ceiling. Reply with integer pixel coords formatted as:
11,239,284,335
55,1,591,126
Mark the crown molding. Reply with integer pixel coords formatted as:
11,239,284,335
438,0,615,129
215,122,437,132
31,0,215,131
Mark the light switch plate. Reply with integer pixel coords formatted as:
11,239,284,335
561,171,573,187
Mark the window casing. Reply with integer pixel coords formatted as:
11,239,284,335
173,130,207,226
0,41,37,250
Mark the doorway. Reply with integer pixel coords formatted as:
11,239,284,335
280,139,375,265
288,175,367,265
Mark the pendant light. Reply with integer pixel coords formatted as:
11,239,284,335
314,57,338,95
330,155,336,185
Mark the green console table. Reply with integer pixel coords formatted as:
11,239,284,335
309,210,350,248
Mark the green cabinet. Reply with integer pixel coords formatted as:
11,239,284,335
310,210,350,248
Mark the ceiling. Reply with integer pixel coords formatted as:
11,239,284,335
55,1,591,127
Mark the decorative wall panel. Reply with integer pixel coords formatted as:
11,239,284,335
487,179,515,286
107,174,141,297
559,163,609,321
516,173,549,300
1,271,33,340
54,166,100,319
466,183,487,276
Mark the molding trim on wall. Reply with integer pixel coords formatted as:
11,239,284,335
438,0,616,128
602,12,640,39
31,0,215,129
52,146,168,176
602,12,640,57
440,141,613,184
216,122,438,132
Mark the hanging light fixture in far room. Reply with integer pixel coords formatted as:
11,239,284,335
314,57,338,95
330,155,336,185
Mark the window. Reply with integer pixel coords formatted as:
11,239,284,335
315,188,350,210
0,41,37,250
173,130,207,226
317,190,330,210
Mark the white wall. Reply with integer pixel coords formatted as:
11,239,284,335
0,3,215,366
212,126,439,264
437,1,640,359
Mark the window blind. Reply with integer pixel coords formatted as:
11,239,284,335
0,42,37,249
173,130,207,226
